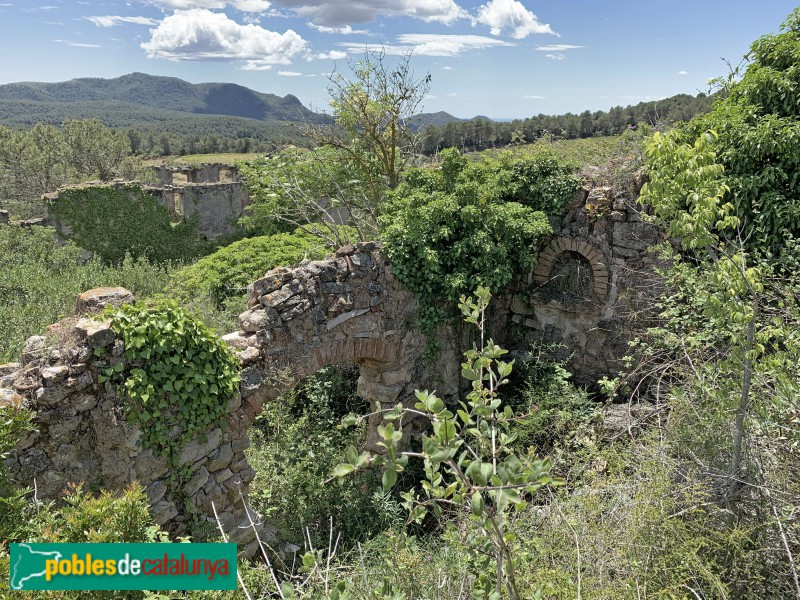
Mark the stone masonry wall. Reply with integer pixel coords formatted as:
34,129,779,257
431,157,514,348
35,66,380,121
492,183,666,388
1,184,665,558
1,244,440,559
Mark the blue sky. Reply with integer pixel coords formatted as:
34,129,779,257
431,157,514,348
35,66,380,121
0,1,797,118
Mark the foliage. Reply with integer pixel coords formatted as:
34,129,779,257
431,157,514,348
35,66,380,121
246,365,394,550
0,482,169,600
504,345,601,462
37,483,167,544
323,49,430,189
48,184,210,264
0,225,175,362
647,9,800,255
381,148,566,349
170,229,329,306
630,11,800,595
418,91,713,154
62,118,130,180
238,147,374,245
102,301,240,464
335,288,560,599
242,50,430,245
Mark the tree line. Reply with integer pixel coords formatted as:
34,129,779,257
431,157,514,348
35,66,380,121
417,92,714,154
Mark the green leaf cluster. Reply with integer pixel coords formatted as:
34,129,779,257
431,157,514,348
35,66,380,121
102,301,240,463
643,9,800,256
333,287,561,599
0,225,175,362
169,229,329,306
381,148,574,350
48,184,210,264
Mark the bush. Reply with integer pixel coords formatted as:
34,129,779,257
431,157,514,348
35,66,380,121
0,225,175,362
246,365,395,550
381,148,558,349
169,230,330,306
47,184,210,264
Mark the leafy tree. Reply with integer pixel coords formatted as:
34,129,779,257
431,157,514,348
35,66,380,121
62,118,130,180
654,9,800,255
313,49,430,192
242,50,430,243
638,10,800,593
334,287,559,599
239,147,374,246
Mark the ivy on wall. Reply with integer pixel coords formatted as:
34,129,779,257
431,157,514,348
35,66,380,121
381,148,576,352
47,184,210,264
99,301,240,464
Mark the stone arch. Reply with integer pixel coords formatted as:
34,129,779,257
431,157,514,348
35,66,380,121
1,244,433,559
532,236,609,299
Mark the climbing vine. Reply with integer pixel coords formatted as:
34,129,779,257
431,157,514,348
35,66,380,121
100,301,240,464
48,184,210,264
381,148,571,352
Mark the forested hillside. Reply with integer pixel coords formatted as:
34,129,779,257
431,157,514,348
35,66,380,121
0,72,321,122
419,92,714,153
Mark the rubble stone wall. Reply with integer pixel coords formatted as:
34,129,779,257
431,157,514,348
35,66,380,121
2,185,663,557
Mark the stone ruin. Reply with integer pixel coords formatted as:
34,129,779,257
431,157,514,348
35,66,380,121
43,163,250,241
1,183,665,558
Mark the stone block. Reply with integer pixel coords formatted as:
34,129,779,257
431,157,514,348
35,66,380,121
183,466,209,496
76,287,134,315
145,480,167,504
74,318,116,348
151,500,179,526
178,427,223,467
239,308,281,333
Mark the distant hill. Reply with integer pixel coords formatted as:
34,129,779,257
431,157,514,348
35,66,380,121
0,72,321,123
407,111,495,130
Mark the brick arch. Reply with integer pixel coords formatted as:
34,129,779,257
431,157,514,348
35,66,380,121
532,236,609,299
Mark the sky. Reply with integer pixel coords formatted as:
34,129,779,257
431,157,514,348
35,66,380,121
0,1,798,119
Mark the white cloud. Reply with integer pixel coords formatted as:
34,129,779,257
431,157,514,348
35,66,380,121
52,39,102,48
308,23,369,35
147,0,271,12
442,65,452,70
524,94,545,99
545,53,564,60
274,0,468,27
677,70,688,75
340,33,514,57
315,50,347,59
278,70,303,76
141,8,307,69
476,0,555,39
86,15,159,27
536,44,582,51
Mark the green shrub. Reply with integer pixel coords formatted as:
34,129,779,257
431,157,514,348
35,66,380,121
47,184,210,264
169,230,329,306
246,365,394,550
381,149,559,349
37,483,166,544
102,301,240,464
0,225,175,362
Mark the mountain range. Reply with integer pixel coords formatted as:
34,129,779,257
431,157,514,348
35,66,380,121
0,72,474,129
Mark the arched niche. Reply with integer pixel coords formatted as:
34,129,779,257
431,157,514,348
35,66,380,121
532,236,609,300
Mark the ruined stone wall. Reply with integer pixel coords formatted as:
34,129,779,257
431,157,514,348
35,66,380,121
2,185,666,557
145,182,250,239
151,164,240,186
44,163,249,241
493,184,665,387
1,245,441,558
